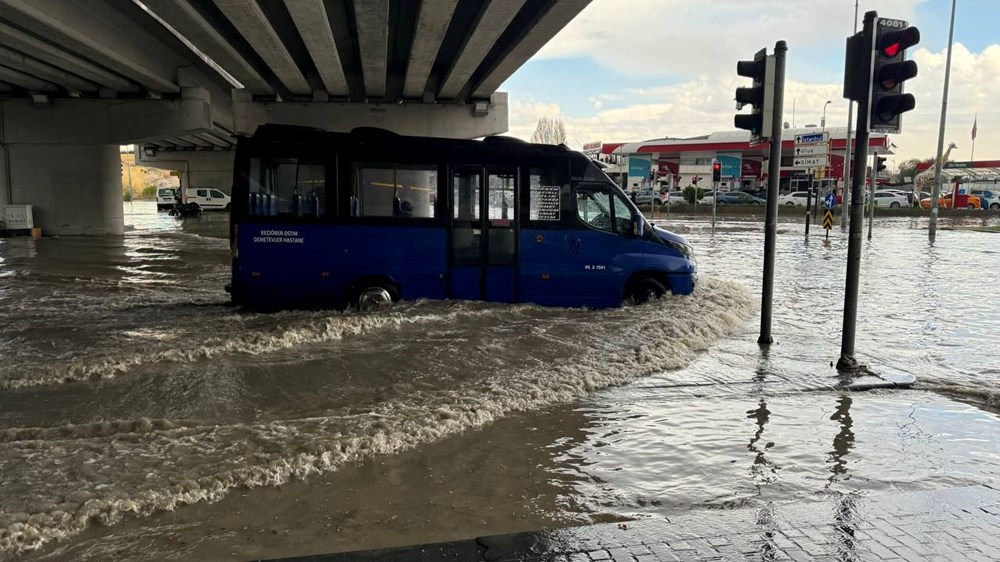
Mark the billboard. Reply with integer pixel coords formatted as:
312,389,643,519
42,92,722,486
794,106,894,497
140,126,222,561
628,154,651,178
717,154,742,179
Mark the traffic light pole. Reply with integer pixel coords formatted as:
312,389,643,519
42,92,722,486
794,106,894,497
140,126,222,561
758,40,787,346
837,13,875,372
711,180,718,234
841,1,860,232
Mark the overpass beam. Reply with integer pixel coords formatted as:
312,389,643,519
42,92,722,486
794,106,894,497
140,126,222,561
232,91,509,139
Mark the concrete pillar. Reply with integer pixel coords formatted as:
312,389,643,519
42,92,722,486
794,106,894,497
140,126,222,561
6,144,123,235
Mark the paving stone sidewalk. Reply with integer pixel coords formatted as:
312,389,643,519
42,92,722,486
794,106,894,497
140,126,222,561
267,485,1000,561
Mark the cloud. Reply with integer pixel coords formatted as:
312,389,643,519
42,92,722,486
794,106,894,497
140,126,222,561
509,40,1000,164
537,0,921,79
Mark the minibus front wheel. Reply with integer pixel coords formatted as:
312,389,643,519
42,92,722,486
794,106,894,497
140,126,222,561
350,277,400,312
623,276,667,306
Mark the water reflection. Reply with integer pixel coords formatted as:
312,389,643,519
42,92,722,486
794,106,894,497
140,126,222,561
746,399,776,490
828,395,860,560
756,503,778,562
828,396,854,483
834,493,860,561
748,349,777,492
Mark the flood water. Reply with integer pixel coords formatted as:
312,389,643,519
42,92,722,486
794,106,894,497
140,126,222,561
2,202,999,560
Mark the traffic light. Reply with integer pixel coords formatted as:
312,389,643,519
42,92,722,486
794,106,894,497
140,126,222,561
712,161,721,183
875,156,887,174
734,49,775,141
869,18,919,133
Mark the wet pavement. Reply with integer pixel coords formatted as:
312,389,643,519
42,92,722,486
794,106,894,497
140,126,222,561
284,485,1000,561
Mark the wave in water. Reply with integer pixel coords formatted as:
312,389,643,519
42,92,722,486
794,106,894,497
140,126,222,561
1,311,408,390
0,278,754,554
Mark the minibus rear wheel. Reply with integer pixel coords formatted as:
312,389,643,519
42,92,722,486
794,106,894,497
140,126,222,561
624,276,667,306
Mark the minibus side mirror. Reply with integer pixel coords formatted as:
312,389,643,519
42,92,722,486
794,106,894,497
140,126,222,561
632,214,644,237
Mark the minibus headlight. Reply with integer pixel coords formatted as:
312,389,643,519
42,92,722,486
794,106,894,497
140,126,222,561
664,239,694,257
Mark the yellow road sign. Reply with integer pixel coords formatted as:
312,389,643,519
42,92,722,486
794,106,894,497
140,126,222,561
822,210,834,229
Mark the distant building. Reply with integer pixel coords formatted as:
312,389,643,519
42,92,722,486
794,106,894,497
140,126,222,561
590,127,891,195
914,160,1000,191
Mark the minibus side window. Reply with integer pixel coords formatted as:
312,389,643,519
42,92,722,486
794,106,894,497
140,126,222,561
611,192,633,234
576,189,614,232
355,164,437,219
247,157,325,218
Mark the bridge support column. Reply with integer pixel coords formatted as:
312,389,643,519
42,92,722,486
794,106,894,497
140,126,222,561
4,144,123,235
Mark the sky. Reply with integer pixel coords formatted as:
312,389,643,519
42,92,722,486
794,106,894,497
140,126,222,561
500,0,998,169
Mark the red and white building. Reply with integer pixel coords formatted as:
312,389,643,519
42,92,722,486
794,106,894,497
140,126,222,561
591,127,892,195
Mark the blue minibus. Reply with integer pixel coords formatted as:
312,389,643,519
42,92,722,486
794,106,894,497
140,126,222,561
227,125,697,310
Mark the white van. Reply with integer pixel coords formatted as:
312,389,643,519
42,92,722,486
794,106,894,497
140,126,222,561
184,187,232,211
156,188,177,210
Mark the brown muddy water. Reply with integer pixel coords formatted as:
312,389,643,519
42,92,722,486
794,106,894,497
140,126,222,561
2,202,999,560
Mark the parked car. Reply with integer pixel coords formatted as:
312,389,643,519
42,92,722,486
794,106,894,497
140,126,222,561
664,191,688,205
715,191,765,205
911,191,931,207
183,187,232,211
920,193,981,209
156,188,177,210
631,185,666,206
969,188,1000,210
777,191,812,207
871,191,909,208
874,189,913,204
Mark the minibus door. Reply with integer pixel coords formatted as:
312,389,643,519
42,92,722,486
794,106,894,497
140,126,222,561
449,168,483,301
483,169,518,303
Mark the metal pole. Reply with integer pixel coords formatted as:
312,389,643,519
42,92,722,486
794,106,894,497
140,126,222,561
805,177,812,237
930,0,957,242
712,179,717,234
838,11,875,373
126,158,134,202
868,150,876,241
842,0,860,231
759,40,787,346
815,169,821,225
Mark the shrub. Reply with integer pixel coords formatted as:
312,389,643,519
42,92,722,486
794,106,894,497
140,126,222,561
682,186,707,204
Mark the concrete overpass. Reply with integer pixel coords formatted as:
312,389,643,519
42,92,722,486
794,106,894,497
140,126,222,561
0,0,590,234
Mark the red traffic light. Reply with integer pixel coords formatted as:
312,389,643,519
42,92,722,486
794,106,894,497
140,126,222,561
713,162,721,172
879,27,920,58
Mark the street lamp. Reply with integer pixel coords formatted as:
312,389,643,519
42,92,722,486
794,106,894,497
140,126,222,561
821,100,832,129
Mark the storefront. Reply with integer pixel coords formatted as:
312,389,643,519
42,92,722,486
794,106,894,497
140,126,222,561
608,128,891,196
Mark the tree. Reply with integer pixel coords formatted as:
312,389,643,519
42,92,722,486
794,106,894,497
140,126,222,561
895,157,935,184
530,116,567,145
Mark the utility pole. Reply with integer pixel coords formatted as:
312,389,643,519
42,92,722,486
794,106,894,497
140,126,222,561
930,0,957,242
